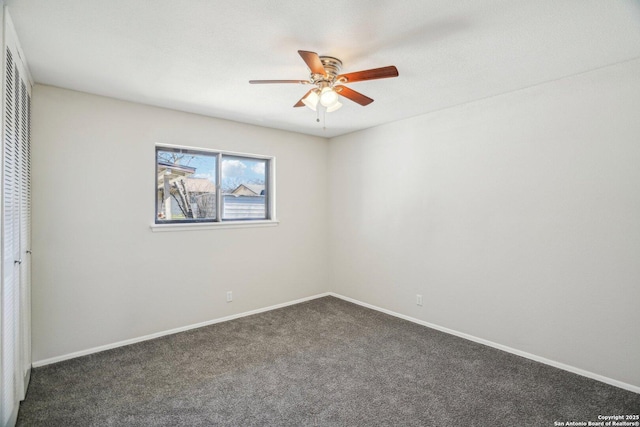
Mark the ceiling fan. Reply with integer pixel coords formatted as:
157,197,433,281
249,50,399,113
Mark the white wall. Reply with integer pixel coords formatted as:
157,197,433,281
329,59,640,388
31,85,329,362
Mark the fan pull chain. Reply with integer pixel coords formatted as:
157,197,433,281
322,106,327,131
314,105,327,130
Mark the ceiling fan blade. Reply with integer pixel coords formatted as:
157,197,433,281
335,85,374,106
249,80,309,84
298,50,326,75
293,89,315,107
337,66,399,83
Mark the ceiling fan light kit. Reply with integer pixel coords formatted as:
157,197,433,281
320,87,339,107
326,101,342,113
249,50,398,120
301,90,320,111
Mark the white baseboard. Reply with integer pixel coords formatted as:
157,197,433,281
32,291,639,395
328,292,640,395
32,292,331,368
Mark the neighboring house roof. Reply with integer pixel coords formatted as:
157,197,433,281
157,162,198,189
185,178,216,193
157,161,196,175
231,184,265,196
157,163,215,194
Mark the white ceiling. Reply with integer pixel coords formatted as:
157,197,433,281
7,0,640,138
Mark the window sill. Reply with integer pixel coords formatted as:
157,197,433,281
150,220,279,232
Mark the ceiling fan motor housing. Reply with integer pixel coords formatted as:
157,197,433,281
313,56,343,86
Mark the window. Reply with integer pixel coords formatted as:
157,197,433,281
155,145,273,225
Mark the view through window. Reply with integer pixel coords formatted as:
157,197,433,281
155,146,271,223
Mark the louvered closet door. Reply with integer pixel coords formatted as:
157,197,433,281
19,75,32,396
1,28,32,426
2,46,20,425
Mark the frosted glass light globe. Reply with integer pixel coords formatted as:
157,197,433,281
319,87,339,107
302,90,319,111
327,101,342,112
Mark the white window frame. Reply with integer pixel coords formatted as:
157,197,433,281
150,143,277,232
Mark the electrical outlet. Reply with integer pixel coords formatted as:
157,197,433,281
416,294,423,306
226,291,233,302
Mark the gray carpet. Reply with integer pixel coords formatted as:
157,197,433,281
17,296,639,426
